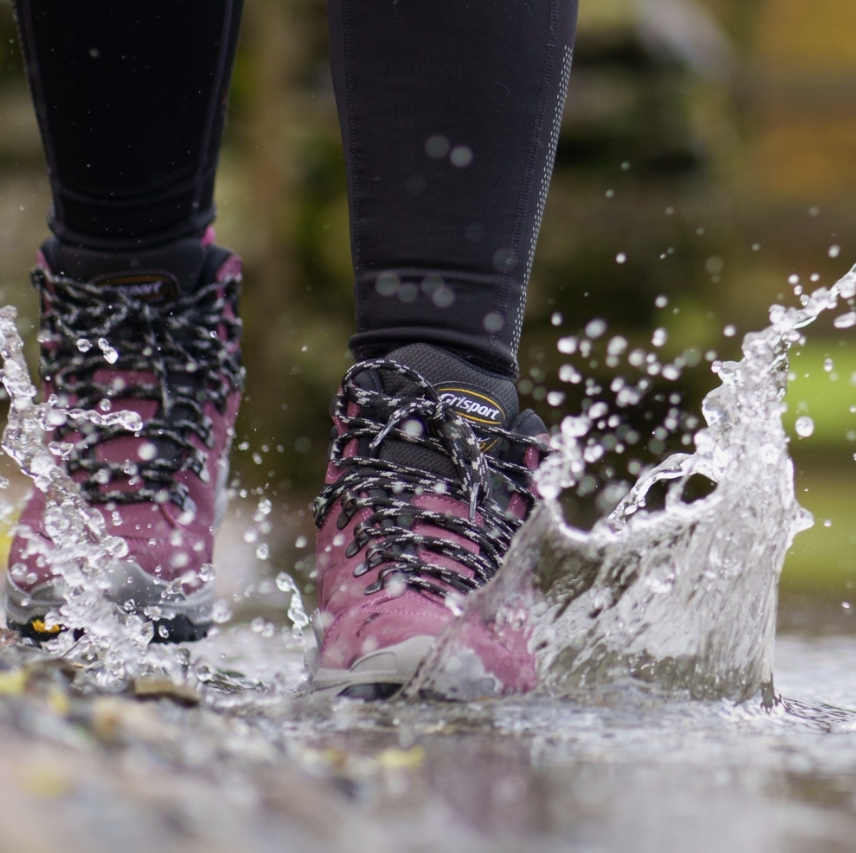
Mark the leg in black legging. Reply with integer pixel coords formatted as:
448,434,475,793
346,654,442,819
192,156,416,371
13,0,243,251
329,0,578,378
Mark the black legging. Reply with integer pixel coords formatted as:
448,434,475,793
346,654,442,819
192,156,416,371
13,0,577,378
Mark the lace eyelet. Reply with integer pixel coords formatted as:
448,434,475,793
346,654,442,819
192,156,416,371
344,539,362,559
352,562,369,577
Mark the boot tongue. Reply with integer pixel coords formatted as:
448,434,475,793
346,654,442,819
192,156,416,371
383,343,518,432
372,344,519,480
42,236,208,302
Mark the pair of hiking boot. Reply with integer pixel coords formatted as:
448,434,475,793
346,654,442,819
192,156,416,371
5,236,549,698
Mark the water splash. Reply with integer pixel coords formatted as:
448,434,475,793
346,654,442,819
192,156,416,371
0,304,316,694
412,270,856,703
275,571,310,641
0,306,173,687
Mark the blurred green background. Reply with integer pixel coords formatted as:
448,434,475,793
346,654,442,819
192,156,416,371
0,0,853,630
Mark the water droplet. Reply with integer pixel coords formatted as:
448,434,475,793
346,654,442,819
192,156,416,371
723,325,736,338
652,328,668,347
834,312,856,329
212,600,232,624
559,364,582,384
450,145,473,167
616,253,627,264
97,338,118,364
403,418,424,437
483,311,504,332
376,272,399,297
795,416,815,437
169,552,189,569
607,336,628,356
425,134,450,159
829,244,841,258
256,543,270,560
585,319,607,339
551,312,563,326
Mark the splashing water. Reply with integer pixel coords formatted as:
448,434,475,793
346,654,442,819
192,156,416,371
0,306,187,687
0,256,851,703
412,269,856,703
0,305,311,691
275,571,310,640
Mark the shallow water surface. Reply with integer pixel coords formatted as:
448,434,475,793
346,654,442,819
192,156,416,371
116,626,854,853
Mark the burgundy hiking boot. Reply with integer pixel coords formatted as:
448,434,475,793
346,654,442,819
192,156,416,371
308,343,549,699
5,234,244,643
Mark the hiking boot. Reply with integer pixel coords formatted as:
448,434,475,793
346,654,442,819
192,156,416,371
308,343,549,698
5,234,244,643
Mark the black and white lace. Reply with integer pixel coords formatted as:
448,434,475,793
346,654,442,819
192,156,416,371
34,266,244,508
313,359,547,599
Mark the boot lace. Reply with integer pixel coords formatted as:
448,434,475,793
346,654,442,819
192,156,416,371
312,359,547,599
34,266,244,509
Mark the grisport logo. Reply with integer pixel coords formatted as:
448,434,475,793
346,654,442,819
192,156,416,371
435,384,506,431
94,270,179,303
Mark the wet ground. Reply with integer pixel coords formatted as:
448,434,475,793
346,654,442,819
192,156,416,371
0,455,851,853
0,607,852,853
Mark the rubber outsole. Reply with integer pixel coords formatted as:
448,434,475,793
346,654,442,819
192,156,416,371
8,614,210,645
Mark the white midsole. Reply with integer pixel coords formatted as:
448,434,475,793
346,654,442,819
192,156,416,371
308,634,436,696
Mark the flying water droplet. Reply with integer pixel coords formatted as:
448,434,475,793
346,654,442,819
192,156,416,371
585,319,607,339
795,416,815,438
97,338,118,364
212,600,232,624
275,571,310,640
